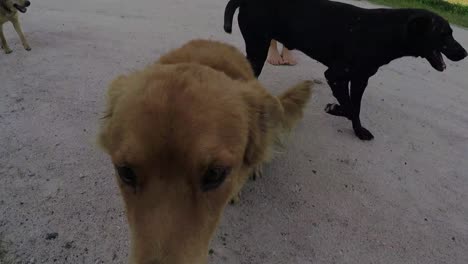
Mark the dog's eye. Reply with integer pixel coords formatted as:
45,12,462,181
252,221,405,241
201,166,231,192
116,165,137,188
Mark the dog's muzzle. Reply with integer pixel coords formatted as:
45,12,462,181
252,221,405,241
13,1,30,13
441,38,468,62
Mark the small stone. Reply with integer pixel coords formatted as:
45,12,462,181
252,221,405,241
45,232,58,240
208,249,214,255
64,241,73,249
312,170,317,174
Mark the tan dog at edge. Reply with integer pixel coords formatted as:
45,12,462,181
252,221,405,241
0,0,31,54
97,39,313,264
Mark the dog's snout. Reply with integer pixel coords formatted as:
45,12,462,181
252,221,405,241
25,1,31,7
456,47,467,60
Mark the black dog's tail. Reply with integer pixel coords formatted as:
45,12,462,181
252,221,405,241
224,0,242,33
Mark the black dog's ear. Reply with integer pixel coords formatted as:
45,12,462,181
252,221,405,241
407,14,433,37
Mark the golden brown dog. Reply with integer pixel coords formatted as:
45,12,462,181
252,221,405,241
97,39,312,264
0,0,31,54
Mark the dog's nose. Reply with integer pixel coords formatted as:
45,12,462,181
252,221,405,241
25,1,31,7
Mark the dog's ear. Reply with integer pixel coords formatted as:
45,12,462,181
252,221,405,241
97,75,129,151
101,74,130,122
241,81,283,166
407,14,433,37
0,0,11,13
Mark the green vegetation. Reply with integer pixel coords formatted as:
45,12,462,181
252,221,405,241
367,0,468,27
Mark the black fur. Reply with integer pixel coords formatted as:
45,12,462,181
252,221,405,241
224,0,467,140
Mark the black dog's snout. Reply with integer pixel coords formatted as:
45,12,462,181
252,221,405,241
456,46,467,60
441,39,468,62
25,1,31,7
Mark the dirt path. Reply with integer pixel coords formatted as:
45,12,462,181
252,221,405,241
1,0,467,263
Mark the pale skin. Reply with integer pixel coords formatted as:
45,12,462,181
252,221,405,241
267,40,297,66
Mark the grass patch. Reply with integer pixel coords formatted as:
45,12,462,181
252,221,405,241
366,0,468,27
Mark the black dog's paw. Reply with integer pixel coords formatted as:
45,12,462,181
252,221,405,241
325,103,344,116
325,103,349,118
354,126,374,141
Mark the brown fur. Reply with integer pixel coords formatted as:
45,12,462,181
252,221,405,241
158,39,255,81
0,0,31,54
97,39,312,264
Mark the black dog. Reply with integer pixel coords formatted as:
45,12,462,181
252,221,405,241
224,0,467,140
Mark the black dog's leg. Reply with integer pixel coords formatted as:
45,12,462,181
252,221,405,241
244,38,270,77
325,81,351,119
350,78,374,140
324,69,352,119
238,10,271,77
